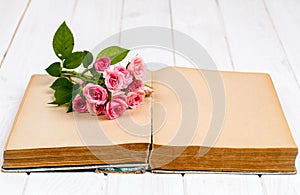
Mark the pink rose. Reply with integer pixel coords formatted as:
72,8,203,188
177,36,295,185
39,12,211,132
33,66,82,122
94,57,110,72
144,86,154,97
114,65,133,88
127,56,146,80
83,83,108,104
87,102,106,115
111,91,128,106
104,69,125,91
72,95,87,113
128,79,144,92
127,90,145,109
105,94,128,120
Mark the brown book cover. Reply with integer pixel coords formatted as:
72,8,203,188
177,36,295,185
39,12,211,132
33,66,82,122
2,67,298,174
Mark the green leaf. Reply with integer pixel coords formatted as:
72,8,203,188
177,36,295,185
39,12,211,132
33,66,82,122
50,77,73,90
67,99,73,112
68,84,81,112
97,46,129,65
63,51,85,69
52,21,74,59
82,51,94,68
45,62,61,77
71,83,81,99
50,87,72,105
89,68,99,78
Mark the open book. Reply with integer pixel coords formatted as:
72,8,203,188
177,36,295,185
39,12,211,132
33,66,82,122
2,67,298,174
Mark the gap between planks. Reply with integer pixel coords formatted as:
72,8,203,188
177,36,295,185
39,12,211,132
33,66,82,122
215,0,236,70
261,0,300,90
0,0,32,69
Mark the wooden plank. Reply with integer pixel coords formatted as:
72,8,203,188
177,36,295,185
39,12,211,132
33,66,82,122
106,173,184,195
0,0,123,193
0,0,29,68
218,1,300,193
264,0,300,84
0,100,22,165
0,0,124,147
0,173,27,194
0,0,122,158
258,5,300,194
122,0,170,28
71,0,123,50
218,0,300,168
24,173,105,195
0,0,77,165
262,175,300,195
171,0,233,70
184,174,263,195
120,0,174,68
0,2,36,194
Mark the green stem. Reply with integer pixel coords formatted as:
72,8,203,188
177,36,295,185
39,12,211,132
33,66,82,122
144,83,153,88
61,70,95,83
81,68,90,75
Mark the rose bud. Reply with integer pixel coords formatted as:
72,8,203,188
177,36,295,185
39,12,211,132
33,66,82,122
94,57,110,72
127,56,146,80
144,86,154,97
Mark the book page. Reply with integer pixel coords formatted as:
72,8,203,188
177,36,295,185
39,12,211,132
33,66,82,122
152,67,297,149
5,73,152,150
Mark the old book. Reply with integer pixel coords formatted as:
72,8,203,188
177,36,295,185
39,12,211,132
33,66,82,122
2,67,298,173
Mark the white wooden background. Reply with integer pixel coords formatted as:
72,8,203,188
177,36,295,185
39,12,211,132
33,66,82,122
0,0,300,194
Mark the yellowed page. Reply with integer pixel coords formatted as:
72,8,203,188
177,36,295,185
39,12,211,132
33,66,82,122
5,75,151,150
152,67,297,149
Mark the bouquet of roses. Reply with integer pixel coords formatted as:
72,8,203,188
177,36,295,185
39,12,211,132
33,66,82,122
45,22,153,120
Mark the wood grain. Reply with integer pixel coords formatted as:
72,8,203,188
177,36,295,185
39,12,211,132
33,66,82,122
262,174,300,194
0,0,29,68
0,0,109,194
0,173,27,194
106,173,184,195
264,0,300,85
24,173,105,195
218,0,300,169
0,0,77,165
171,0,233,70
184,174,264,195
71,0,123,50
120,0,174,69
218,0,300,193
